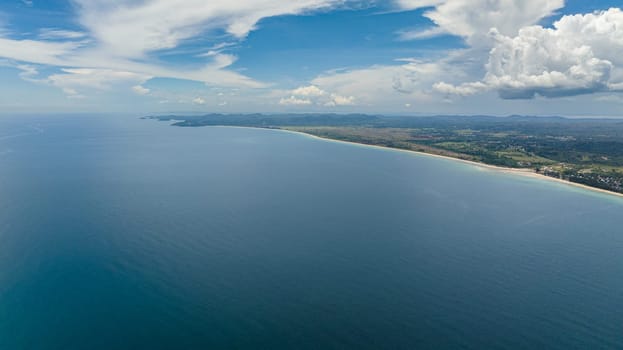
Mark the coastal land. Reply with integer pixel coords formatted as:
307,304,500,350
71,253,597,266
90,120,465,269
146,114,623,198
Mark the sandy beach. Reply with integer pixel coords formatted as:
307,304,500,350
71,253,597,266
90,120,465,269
192,124,623,200
265,127,623,200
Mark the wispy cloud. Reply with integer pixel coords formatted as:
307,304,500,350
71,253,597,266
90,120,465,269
395,0,564,41
396,26,447,41
0,0,346,97
73,0,342,58
0,0,621,113
38,28,88,40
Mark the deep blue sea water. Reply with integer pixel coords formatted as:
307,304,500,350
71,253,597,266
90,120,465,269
0,115,622,349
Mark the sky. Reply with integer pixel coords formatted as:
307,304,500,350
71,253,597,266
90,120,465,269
0,0,622,116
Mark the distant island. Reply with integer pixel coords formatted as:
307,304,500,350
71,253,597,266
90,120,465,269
146,114,623,195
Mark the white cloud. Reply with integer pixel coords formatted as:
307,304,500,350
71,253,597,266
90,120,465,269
63,88,85,99
395,0,564,42
325,93,355,106
0,38,82,65
310,59,456,105
291,85,326,96
47,68,152,97
132,85,150,95
438,8,623,99
197,42,238,57
595,94,623,103
433,81,487,96
397,26,448,40
0,0,348,97
341,2,623,105
1,0,621,112
192,97,206,105
280,84,356,107
274,3,623,111
38,29,87,40
73,0,342,58
16,64,40,82
305,0,534,108
395,0,444,9
279,96,312,105
0,38,265,92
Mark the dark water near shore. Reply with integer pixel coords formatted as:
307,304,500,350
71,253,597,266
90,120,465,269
0,115,622,349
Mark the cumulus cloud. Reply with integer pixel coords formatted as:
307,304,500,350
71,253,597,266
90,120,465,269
351,2,623,104
273,4,623,111
309,58,470,106
438,8,623,99
291,85,326,96
132,85,151,95
308,0,568,108
433,81,487,96
193,97,206,105
282,84,356,107
325,93,355,106
279,96,312,105
2,0,621,110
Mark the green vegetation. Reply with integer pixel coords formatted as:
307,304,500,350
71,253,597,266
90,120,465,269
146,114,623,194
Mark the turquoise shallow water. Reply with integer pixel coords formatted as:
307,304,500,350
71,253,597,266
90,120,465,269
0,115,622,349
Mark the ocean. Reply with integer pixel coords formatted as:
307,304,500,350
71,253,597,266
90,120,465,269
0,115,622,349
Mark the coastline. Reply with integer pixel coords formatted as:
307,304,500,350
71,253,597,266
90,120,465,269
178,124,623,200
269,126,623,199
